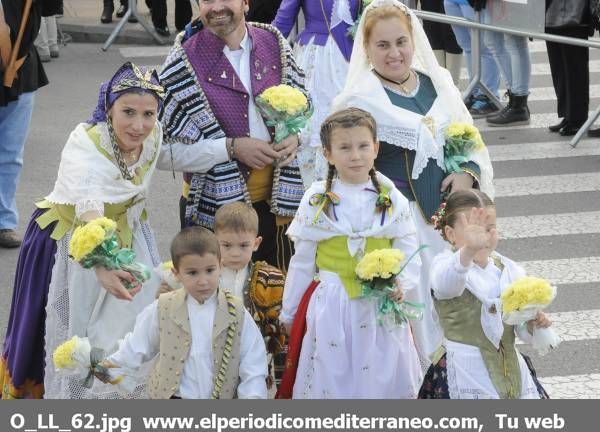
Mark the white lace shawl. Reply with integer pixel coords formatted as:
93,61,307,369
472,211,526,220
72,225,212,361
45,122,162,218
287,172,415,258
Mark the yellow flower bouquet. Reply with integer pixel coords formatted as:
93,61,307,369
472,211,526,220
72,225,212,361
69,217,150,289
355,247,425,327
444,122,485,173
501,276,560,355
255,84,312,143
53,336,136,392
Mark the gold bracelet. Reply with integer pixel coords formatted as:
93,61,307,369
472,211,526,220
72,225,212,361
226,137,236,160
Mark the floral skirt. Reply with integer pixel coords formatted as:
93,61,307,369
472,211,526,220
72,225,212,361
418,353,549,399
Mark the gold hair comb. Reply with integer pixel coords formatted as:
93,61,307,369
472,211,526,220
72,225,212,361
111,64,165,98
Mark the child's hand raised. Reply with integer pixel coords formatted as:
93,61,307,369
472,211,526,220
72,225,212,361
458,207,497,267
460,207,493,253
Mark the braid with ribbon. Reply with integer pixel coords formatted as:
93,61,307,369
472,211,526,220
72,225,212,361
310,163,341,222
369,168,391,214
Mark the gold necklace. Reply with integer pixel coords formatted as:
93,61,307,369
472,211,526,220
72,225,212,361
373,69,414,94
121,148,140,165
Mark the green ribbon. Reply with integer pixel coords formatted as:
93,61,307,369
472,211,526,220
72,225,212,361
264,107,313,143
78,233,151,289
444,136,478,173
256,95,313,143
83,347,107,389
361,284,425,327
357,245,428,327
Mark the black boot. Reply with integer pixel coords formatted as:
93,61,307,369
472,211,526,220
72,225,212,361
486,91,530,127
101,0,114,24
116,1,128,18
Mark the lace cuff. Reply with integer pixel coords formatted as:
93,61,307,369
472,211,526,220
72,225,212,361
75,200,104,219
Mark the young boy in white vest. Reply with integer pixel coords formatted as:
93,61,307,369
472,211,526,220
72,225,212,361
106,226,268,399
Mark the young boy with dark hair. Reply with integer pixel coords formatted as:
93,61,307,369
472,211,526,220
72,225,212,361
106,226,268,399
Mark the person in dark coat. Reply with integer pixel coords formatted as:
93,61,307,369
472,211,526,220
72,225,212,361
545,0,594,136
247,0,282,23
101,0,129,24
146,0,193,35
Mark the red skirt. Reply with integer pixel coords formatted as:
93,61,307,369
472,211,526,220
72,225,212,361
274,280,319,399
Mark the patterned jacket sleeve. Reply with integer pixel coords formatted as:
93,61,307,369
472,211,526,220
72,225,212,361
156,41,228,173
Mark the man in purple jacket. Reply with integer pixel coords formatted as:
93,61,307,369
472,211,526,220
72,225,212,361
159,0,308,271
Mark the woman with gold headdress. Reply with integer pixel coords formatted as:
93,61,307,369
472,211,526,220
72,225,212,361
0,62,218,399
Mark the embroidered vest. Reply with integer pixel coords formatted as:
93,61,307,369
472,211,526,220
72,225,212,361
159,23,306,228
434,289,522,399
316,236,392,299
147,289,245,399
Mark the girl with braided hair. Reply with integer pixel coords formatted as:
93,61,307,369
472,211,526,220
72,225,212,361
419,189,550,399
276,107,422,399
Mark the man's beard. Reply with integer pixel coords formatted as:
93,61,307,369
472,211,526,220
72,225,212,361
207,9,241,37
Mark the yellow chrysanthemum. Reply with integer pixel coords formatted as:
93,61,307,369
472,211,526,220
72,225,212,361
463,124,478,139
501,276,554,314
53,337,78,369
260,84,308,115
93,217,117,232
160,261,174,270
446,122,466,138
69,217,115,261
356,248,405,281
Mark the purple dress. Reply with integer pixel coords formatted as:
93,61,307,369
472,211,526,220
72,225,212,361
1,209,56,398
273,0,360,188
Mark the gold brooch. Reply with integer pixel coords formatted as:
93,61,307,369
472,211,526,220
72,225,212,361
422,116,436,137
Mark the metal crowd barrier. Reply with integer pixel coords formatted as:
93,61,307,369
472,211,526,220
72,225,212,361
102,0,165,51
409,5,600,148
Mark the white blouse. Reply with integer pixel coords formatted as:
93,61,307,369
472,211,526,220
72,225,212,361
220,266,250,300
108,291,268,399
281,178,421,325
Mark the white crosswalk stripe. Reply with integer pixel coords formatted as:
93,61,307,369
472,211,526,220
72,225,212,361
516,310,600,345
488,140,600,162
498,211,600,240
529,85,600,101
495,172,600,197
476,111,597,131
538,374,600,399
543,310,600,344
519,257,600,286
